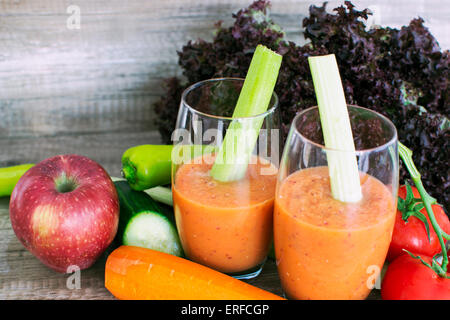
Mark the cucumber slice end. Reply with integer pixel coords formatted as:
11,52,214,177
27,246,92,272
122,212,183,257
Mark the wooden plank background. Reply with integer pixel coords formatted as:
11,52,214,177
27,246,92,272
1,0,448,176
0,0,448,300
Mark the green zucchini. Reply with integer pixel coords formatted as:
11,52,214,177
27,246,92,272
0,164,34,197
114,180,183,257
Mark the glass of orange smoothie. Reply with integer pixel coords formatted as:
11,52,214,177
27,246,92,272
172,78,280,279
274,105,398,299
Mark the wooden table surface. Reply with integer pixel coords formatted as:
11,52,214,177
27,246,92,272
4,0,443,300
0,199,381,300
0,132,381,300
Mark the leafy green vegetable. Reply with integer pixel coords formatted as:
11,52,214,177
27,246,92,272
153,0,449,210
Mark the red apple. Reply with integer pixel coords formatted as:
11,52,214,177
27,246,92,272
9,154,119,273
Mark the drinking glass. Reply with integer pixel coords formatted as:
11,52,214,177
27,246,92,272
274,105,398,299
172,78,281,279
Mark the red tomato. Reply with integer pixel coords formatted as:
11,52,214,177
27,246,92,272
381,253,450,300
387,185,450,262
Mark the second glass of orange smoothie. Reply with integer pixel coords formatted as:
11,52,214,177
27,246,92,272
274,105,399,299
172,78,280,279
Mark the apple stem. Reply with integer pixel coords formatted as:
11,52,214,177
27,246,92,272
55,173,78,193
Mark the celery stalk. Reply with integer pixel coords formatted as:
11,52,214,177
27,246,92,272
144,186,173,206
210,45,282,182
308,54,362,202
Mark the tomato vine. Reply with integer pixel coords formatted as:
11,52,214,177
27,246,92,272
399,142,449,278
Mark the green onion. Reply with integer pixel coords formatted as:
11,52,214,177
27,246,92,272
308,54,362,202
210,45,282,182
144,186,173,206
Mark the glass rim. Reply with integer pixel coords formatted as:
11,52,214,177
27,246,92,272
180,77,279,121
292,105,398,154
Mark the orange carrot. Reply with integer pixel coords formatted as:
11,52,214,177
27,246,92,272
105,245,285,300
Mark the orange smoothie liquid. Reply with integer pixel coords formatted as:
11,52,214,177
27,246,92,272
173,154,277,274
274,167,395,300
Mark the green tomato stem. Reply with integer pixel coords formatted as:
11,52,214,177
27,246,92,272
398,142,448,276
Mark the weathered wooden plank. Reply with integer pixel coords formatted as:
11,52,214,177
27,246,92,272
1,0,448,139
0,92,161,138
0,131,162,176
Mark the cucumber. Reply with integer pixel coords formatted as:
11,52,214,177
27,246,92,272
114,180,183,257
